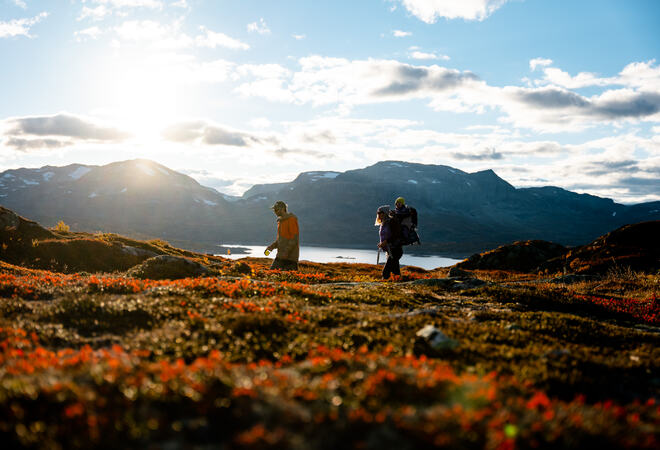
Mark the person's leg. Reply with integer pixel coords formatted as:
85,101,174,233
272,258,298,271
283,260,299,271
382,254,393,279
392,246,403,277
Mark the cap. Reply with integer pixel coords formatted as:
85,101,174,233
395,197,405,206
270,200,287,210
376,205,390,215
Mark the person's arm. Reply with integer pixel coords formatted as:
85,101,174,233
267,224,280,251
378,223,391,248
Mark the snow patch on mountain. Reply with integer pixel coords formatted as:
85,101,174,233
69,167,91,180
136,163,155,176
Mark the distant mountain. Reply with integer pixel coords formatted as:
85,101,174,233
1,159,658,256
0,159,232,248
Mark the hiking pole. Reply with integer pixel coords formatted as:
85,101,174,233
377,248,381,265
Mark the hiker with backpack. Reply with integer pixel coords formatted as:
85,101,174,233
393,197,420,246
375,205,403,279
265,201,299,271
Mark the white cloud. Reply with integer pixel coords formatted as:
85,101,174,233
162,120,269,147
236,56,482,109
1,113,131,151
247,18,270,34
233,57,660,133
393,30,412,37
171,0,188,7
410,50,449,60
618,59,660,91
398,0,511,22
81,0,163,8
78,5,111,21
11,0,27,9
77,0,163,21
292,34,306,40
74,26,103,42
0,12,48,38
196,26,249,50
539,67,614,89
529,57,552,71
249,118,272,129
114,20,193,49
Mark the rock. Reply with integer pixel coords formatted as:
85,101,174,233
126,255,210,280
448,266,473,278
543,348,571,359
0,206,54,244
407,277,487,291
541,221,660,275
457,240,567,273
122,246,159,258
549,274,596,284
232,261,252,275
414,324,458,356
506,323,522,331
408,278,454,288
450,278,487,290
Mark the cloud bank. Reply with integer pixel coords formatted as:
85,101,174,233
398,0,511,22
2,113,130,151
0,12,48,38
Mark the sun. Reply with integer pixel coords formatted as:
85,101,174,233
95,49,189,141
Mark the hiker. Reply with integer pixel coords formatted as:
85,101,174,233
393,197,411,223
393,196,420,246
375,205,403,279
265,201,299,271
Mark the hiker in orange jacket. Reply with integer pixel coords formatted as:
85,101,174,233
265,201,299,270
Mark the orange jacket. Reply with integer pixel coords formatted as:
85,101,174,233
270,213,299,262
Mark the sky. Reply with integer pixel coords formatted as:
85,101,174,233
0,0,659,204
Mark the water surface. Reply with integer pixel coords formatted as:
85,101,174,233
217,245,461,270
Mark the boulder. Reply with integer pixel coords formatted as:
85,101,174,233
448,266,473,278
0,206,54,246
413,324,458,357
127,255,210,280
456,240,566,273
541,221,660,274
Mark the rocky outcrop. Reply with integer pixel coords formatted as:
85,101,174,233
455,240,566,273
541,220,660,274
126,255,210,280
0,206,54,244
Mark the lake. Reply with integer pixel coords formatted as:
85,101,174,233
216,245,462,270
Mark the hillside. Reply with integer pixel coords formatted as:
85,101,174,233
455,220,660,274
1,159,659,256
0,208,658,448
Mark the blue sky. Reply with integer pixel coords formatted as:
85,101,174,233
1,0,659,203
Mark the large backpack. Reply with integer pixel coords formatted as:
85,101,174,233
391,206,421,246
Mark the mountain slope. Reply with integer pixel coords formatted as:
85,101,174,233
1,159,658,255
0,159,232,247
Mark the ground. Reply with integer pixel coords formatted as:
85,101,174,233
0,252,658,449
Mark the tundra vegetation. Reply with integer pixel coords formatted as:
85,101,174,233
0,214,658,449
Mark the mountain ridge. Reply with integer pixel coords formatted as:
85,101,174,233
1,158,658,256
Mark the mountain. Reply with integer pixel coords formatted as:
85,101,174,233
1,159,658,256
0,159,232,249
